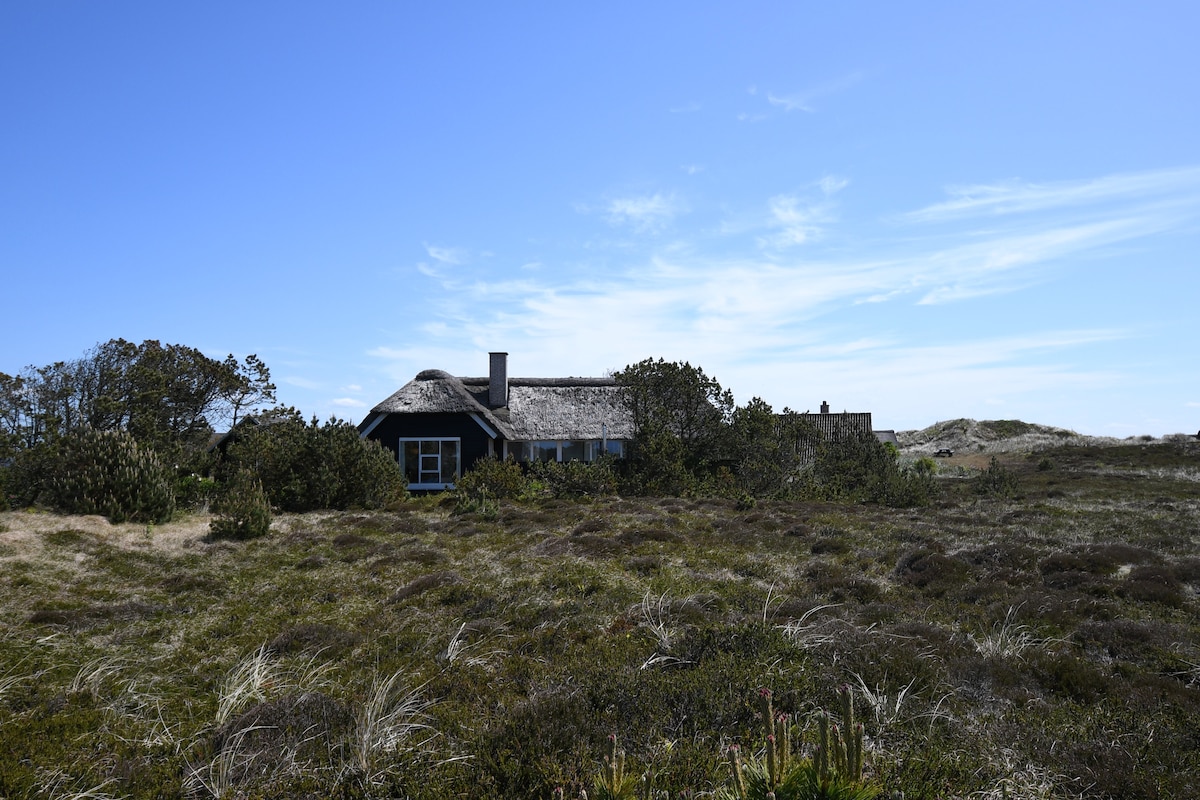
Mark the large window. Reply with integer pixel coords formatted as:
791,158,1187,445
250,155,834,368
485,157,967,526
400,438,460,488
509,439,623,463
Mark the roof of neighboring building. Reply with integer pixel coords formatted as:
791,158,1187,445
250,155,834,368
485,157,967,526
795,411,874,438
363,370,635,441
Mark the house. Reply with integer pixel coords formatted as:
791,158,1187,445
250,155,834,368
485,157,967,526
206,410,294,453
797,401,874,440
792,401,896,457
357,353,633,490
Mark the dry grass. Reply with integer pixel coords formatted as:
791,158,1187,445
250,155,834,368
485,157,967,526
1,443,1199,798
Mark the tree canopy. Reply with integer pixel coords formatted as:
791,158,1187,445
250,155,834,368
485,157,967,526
0,339,275,456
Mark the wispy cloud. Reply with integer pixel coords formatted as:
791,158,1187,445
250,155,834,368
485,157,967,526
766,71,864,113
820,175,849,195
424,244,468,264
669,101,701,113
374,165,1200,432
607,193,684,232
330,397,365,408
761,194,832,247
900,166,1200,223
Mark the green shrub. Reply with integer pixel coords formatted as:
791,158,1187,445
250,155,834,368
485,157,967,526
46,427,175,523
620,428,695,496
972,457,1020,498
809,429,932,507
532,458,618,499
174,473,217,510
455,457,530,503
722,687,878,800
219,414,404,511
209,470,272,540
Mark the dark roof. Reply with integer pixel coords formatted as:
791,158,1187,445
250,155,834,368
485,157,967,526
364,371,634,441
796,411,874,438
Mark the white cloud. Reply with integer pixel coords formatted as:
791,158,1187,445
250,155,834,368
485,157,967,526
424,243,467,264
607,193,683,232
900,166,1200,224
765,72,864,113
378,166,1200,433
819,175,849,195
330,397,366,408
766,92,813,113
682,164,704,175
761,194,833,248
669,101,701,113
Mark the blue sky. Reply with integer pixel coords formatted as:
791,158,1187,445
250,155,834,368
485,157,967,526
3,2,1199,436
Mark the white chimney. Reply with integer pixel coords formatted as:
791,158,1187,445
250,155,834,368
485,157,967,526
489,352,508,408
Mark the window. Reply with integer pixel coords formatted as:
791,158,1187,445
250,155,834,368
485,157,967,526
510,439,624,463
588,439,623,460
528,441,556,462
399,438,460,488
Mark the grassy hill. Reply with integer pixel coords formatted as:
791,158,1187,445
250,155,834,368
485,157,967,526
897,417,1196,455
1,441,1199,798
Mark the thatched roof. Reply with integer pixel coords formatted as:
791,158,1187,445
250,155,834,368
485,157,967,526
367,371,634,441
796,411,874,439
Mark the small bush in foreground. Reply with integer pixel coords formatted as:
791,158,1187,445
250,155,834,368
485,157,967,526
532,458,618,499
455,457,530,504
209,471,272,540
973,457,1020,498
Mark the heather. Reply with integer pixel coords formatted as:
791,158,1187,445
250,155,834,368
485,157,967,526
1,442,1198,798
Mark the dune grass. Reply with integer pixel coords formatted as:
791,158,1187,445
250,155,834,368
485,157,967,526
0,443,1198,798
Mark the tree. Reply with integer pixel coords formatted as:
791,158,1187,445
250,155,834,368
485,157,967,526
45,427,175,523
727,398,818,498
614,358,734,474
810,427,932,507
218,353,276,430
0,340,276,457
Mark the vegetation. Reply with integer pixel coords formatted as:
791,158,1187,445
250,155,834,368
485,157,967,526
0,338,274,458
209,470,273,540
0,340,276,513
215,410,405,512
45,427,176,523
1,443,1198,798
613,358,924,506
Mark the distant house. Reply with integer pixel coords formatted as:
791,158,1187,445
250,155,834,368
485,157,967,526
357,353,633,491
794,401,896,454
206,411,292,453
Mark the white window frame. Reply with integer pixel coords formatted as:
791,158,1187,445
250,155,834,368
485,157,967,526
398,437,461,490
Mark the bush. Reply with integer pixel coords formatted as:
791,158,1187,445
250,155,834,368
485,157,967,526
455,457,530,503
174,473,217,510
532,458,618,499
45,427,175,523
620,428,695,496
219,413,405,512
973,457,1020,498
809,429,932,507
209,470,272,540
